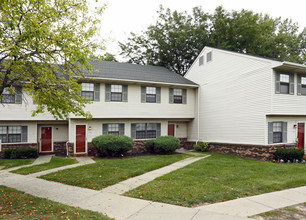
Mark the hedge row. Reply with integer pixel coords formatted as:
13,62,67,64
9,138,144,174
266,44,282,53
4,148,38,159
274,148,304,162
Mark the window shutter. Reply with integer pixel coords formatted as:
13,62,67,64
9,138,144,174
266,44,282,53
122,85,128,102
119,123,125,136
156,87,161,103
169,88,174,103
289,73,294,95
268,122,273,144
105,84,111,102
131,123,136,139
102,124,108,135
94,83,100,101
15,86,22,104
275,72,280,94
199,56,204,66
297,74,301,95
21,126,28,142
182,89,187,104
141,86,146,103
156,123,161,137
282,122,287,143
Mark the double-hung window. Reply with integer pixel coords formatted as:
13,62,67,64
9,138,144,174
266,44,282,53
301,77,306,95
111,85,123,102
146,87,156,103
268,122,287,144
141,86,160,103
81,83,94,100
0,87,22,104
297,74,306,96
131,123,161,139
173,89,183,103
280,74,290,94
103,123,124,136
0,126,28,143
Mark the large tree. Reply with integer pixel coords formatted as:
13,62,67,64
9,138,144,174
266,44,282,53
0,0,105,119
120,5,306,75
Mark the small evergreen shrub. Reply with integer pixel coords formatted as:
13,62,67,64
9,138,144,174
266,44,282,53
144,139,155,153
274,148,304,162
154,136,180,154
193,141,209,152
92,134,134,157
4,148,38,159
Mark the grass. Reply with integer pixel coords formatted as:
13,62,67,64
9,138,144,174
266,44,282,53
127,153,306,207
253,203,306,220
0,185,111,219
40,154,191,190
12,157,78,175
0,159,34,169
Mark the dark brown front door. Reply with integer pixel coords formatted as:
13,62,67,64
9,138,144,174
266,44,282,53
41,127,52,152
298,123,304,150
168,124,175,136
76,125,86,153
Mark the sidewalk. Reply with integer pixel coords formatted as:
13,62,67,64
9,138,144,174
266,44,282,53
0,154,305,220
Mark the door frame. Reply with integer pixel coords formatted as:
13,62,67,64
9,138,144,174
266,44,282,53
74,124,87,154
168,123,176,136
297,122,305,150
39,126,54,153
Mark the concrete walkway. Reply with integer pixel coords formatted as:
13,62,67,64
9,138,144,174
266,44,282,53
0,154,305,220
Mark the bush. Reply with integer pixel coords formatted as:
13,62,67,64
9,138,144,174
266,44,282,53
92,134,134,157
193,141,209,152
274,148,304,162
144,139,155,153
154,136,180,154
4,148,38,159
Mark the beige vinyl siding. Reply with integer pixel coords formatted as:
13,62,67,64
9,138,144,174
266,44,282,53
69,119,169,142
78,84,196,119
185,48,277,145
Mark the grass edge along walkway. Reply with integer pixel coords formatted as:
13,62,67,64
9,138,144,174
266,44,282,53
11,157,78,175
0,159,35,170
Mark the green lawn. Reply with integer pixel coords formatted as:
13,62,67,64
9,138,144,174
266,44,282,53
127,153,306,207
0,159,34,169
12,157,78,175
0,186,111,219
40,154,191,190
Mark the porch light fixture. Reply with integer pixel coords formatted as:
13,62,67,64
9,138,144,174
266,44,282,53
88,126,92,130
293,124,297,128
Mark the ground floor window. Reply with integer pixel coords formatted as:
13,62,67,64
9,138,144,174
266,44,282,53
131,123,161,139
0,126,27,143
103,123,124,136
268,121,287,144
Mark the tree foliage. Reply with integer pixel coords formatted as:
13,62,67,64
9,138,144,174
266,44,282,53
0,0,105,119
120,5,306,75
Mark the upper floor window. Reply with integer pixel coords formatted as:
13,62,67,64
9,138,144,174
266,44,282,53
0,126,28,143
105,84,128,102
141,86,161,103
297,74,306,96
207,51,212,62
169,88,187,104
275,72,294,95
199,56,204,66
81,83,100,101
103,123,124,136
131,123,161,139
268,122,287,144
0,86,22,104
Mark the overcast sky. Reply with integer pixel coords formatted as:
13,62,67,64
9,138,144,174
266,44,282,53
99,0,306,60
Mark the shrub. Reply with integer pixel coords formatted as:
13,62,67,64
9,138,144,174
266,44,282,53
274,148,304,162
154,136,180,154
92,134,134,157
144,139,155,153
4,148,38,159
193,141,209,152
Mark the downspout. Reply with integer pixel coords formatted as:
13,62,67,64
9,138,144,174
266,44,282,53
197,86,200,142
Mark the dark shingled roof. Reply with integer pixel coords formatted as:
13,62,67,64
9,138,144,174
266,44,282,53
87,61,197,86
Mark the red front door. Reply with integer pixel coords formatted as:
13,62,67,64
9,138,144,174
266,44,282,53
76,125,86,153
298,123,304,150
168,124,175,136
41,127,52,152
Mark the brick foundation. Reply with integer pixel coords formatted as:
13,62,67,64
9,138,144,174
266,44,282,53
208,142,296,161
53,142,67,156
179,138,196,150
0,143,38,158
